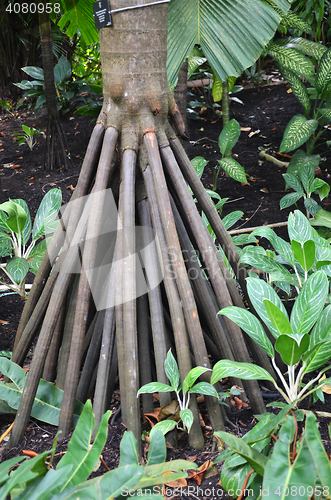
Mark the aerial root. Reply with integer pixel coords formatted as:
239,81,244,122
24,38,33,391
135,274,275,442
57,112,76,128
8,113,269,450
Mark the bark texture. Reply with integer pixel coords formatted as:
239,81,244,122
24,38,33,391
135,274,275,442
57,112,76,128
8,0,271,451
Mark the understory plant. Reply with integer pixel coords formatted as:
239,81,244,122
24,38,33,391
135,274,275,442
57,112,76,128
211,262,331,406
13,125,44,151
14,56,92,114
0,400,195,500
214,411,331,499
0,189,62,298
0,356,83,426
137,349,218,434
268,38,331,215
240,209,331,297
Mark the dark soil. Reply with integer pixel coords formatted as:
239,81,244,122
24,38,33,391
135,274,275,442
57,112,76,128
1,82,331,498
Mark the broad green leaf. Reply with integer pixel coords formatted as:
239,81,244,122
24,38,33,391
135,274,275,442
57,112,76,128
57,400,111,489
164,349,180,391
0,357,27,390
11,199,31,246
240,252,293,281
190,156,208,179
212,73,223,101
6,257,29,284
283,37,327,61
279,66,310,115
247,277,289,339
282,172,304,193
32,189,62,241
290,271,328,335
137,382,173,396
118,431,139,468
27,239,49,274
316,47,331,96
310,179,330,201
231,233,257,246
291,239,315,272
167,0,289,86
279,12,313,34
275,333,309,366
219,306,274,358
280,191,303,209
287,210,313,243
311,209,331,229
180,409,194,432
287,151,320,177
279,114,318,153
0,377,83,427
149,420,177,439
251,227,294,266
263,300,293,336
214,431,268,476
304,412,331,492
221,462,256,499
0,232,12,257
222,210,243,230
0,456,26,487
187,46,207,78
0,201,27,234
50,464,144,500
217,158,246,183
211,360,275,385
55,0,98,46
188,382,218,398
304,305,331,373
14,467,74,500
182,366,210,395
54,56,71,85
218,119,241,155
263,416,317,500
0,451,48,500
147,431,166,466
269,43,315,77
21,66,44,81
299,164,315,194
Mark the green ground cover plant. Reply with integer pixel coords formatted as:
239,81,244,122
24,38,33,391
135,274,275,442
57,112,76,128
0,400,196,500
0,189,61,299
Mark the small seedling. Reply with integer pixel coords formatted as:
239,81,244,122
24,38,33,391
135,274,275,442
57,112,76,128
13,125,44,150
137,349,218,433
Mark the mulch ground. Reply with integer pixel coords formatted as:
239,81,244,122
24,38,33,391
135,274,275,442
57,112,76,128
1,80,331,499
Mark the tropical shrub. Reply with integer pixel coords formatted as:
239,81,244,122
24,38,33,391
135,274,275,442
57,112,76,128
215,411,331,499
0,189,61,298
0,400,196,500
14,56,94,114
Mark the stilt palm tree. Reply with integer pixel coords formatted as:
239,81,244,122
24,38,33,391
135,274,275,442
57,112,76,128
8,0,289,450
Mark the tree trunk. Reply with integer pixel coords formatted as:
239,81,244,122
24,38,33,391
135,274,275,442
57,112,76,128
39,4,69,169
8,0,269,451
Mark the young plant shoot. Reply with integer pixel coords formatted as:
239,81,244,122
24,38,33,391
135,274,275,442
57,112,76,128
137,349,218,433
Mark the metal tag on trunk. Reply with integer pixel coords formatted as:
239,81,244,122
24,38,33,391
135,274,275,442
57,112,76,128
93,0,112,29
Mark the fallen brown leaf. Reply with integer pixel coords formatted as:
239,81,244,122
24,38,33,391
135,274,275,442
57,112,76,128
0,320,9,325
188,460,211,485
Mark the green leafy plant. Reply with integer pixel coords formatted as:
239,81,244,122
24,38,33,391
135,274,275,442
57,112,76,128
218,386,243,407
0,189,62,298
14,56,92,114
137,349,218,433
265,38,331,214
240,209,331,296
211,263,331,406
0,356,83,425
215,411,331,499
0,400,196,500
13,125,44,151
